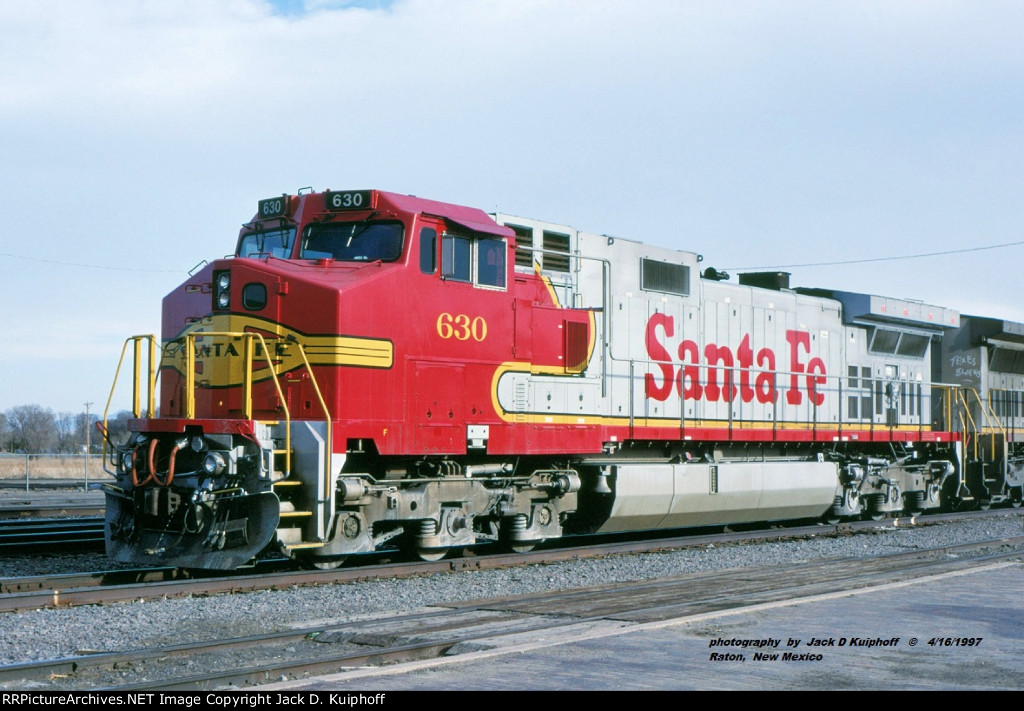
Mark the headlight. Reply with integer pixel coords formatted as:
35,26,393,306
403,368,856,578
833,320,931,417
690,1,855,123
203,452,226,476
214,271,231,310
122,452,134,471
189,436,206,453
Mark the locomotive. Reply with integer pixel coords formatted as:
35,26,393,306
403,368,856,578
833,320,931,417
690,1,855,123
99,189,1024,569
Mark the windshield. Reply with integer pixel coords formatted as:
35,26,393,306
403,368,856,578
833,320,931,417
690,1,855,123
237,228,296,259
300,221,404,262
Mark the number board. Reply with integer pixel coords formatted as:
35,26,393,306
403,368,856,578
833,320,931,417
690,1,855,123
257,195,289,218
324,190,373,211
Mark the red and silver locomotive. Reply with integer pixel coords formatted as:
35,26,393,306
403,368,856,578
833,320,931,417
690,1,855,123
99,189,1023,569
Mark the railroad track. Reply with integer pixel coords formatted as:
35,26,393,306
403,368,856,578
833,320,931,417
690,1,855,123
1,535,1021,690
0,509,1014,612
0,503,105,519
0,517,104,553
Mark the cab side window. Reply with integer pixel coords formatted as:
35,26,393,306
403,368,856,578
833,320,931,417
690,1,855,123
419,227,437,274
441,233,472,282
440,231,507,289
477,239,506,288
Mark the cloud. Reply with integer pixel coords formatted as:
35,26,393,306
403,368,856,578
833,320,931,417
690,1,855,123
3,0,1024,411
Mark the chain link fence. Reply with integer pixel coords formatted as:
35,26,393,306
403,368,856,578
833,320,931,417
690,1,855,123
0,453,105,491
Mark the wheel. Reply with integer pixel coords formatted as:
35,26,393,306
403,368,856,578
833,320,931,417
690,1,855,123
863,493,887,521
506,542,536,554
1012,500,1022,509
500,538,540,554
414,547,449,562
904,491,925,516
978,501,992,511
301,556,347,570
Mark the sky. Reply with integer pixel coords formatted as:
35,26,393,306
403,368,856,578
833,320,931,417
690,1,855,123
2,0,1023,414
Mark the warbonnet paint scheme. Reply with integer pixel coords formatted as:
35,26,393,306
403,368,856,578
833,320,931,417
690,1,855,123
98,189,1023,569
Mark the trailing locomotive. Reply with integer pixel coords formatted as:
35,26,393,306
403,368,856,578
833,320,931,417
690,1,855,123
99,189,1024,569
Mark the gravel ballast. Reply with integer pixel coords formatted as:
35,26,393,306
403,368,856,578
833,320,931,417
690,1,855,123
0,513,1022,672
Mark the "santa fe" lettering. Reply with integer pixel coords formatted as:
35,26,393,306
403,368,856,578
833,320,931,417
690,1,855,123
643,313,826,406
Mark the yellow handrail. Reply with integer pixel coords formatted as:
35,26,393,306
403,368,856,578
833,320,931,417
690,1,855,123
291,339,334,501
181,331,293,476
103,335,160,425
932,384,956,434
955,389,980,459
105,330,333,492
101,335,159,472
968,388,1006,461
988,387,1021,442
973,388,1008,438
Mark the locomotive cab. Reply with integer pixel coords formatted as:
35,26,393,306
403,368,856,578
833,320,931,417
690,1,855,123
101,190,584,568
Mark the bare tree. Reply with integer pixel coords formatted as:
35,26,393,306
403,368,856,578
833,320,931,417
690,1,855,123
56,411,77,452
4,405,58,453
